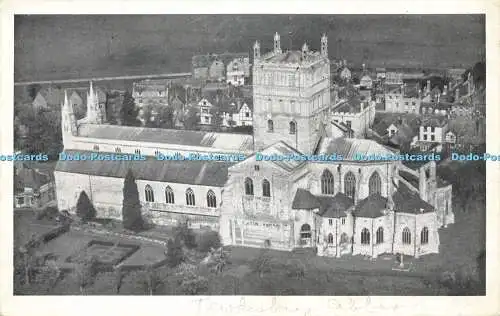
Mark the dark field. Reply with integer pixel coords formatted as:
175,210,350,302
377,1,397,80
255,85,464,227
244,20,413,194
14,15,485,82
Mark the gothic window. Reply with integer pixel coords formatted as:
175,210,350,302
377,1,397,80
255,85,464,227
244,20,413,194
341,217,346,225
328,219,333,226
421,227,429,244
244,177,254,196
327,233,334,244
115,147,121,153
267,119,274,132
207,190,217,208
185,188,195,206
262,179,271,197
402,227,412,244
145,185,154,202
93,145,99,151
344,172,356,200
376,227,384,244
135,149,141,155
289,121,296,135
300,224,311,239
165,186,174,204
369,171,382,195
321,169,335,195
361,228,370,245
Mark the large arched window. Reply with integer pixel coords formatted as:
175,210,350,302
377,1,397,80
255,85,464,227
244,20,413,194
321,169,335,195
165,186,174,204
344,172,356,200
327,233,334,244
369,171,382,195
244,178,254,195
420,227,429,244
376,227,384,244
262,179,271,197
267,119,274,132
402,227,411,244
300,224,311,239
185,188,195,206
289,121,296,134
145,185,154,202
361,228,370,245
207,190,217,208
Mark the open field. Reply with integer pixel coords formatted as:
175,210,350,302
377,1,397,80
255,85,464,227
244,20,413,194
15,15,485,82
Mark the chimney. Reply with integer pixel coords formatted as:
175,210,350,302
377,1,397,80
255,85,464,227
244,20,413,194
455,88,460,102
443,85,447,95
426,80,431,94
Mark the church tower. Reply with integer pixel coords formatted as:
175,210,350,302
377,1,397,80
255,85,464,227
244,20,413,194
85,81,105,124
61,90,78,148
252,33,331,155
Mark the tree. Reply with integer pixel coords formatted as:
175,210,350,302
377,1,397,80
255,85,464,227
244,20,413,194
141,265,162,295
120,91,140,126
76,191,96,222
166,236,184,268
183,106,199,130
174,220,197,249
75,256,98,295
122,169,144,231
251,249,271,279
196,230,221,253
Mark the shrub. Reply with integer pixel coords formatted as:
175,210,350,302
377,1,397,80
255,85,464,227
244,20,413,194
196,231,221,253
76,191,96,222
174,221,197,249
251,249,272,279
166,237,184,268
179,273,208,295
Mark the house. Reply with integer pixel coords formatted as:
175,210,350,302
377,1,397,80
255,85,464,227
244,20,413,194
192,52,250,81
32,86,64,110
198,98,215,125
226,56,251,86
384,83,421,113
385,72,403,85
339,66,352,81
413,116,449,151
14,161,55,208
330,96,376,138
231,100,253,127
376,68,386,80
132,79,171,108
360,75,373,89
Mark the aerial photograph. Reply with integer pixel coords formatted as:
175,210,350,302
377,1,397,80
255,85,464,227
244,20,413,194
13,15,486,295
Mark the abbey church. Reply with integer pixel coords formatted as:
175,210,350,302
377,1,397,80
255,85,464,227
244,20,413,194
54,33,454,259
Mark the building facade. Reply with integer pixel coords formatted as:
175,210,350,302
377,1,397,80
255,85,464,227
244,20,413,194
53,33,454,260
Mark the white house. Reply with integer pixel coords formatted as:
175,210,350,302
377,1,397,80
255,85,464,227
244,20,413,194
231,101,253,126
198,98,215,125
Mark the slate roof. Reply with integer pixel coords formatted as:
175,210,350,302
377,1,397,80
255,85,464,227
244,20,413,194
36,87,64,107
317,193,354,218
317,137,397,160
257,141,307,172
264,50,304,64
14,165,51,191
291,188,320,210
55,150,233,187
353,194,388,218
399,170,419,189
421,116,447,128
77,124,254,152
392,182,435,214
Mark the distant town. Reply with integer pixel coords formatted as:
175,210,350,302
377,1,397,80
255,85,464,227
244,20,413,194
13,16,486,296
